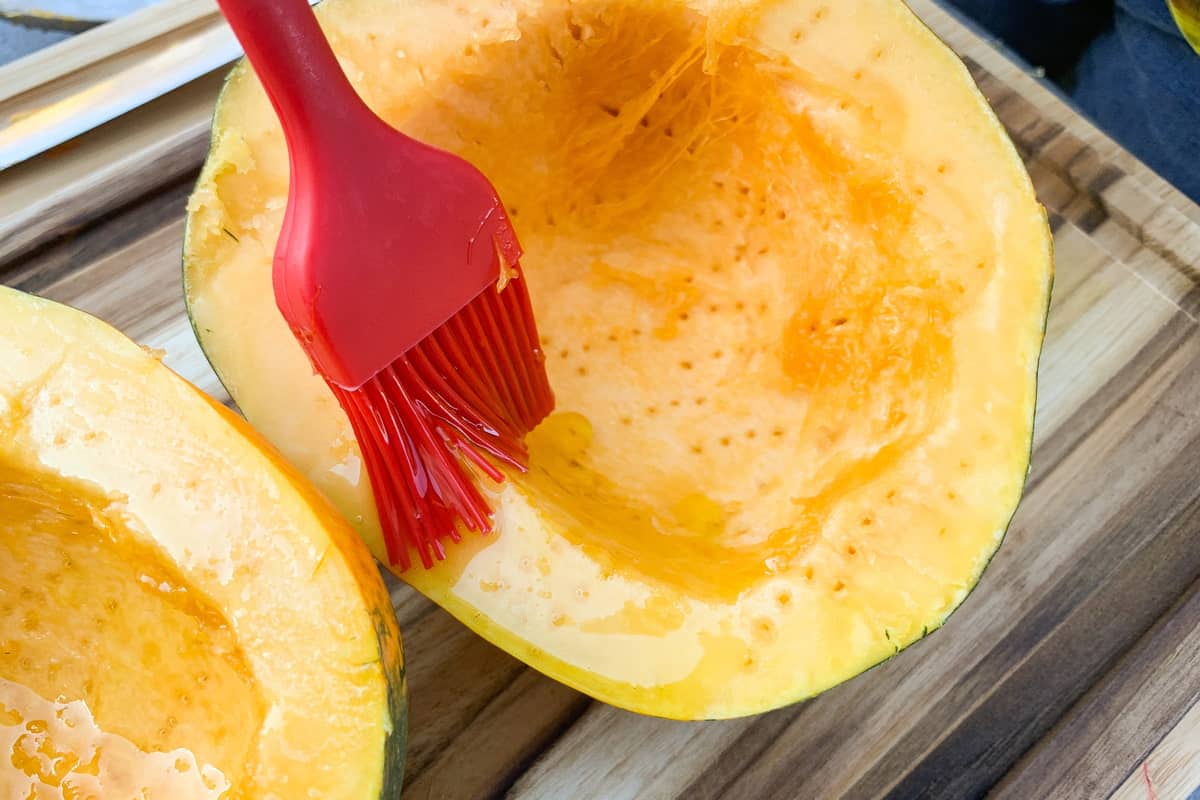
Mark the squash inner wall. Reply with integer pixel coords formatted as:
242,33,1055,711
202,0,998,600
418,3,968,597
0,467,264,795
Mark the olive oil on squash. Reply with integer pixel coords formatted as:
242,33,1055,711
0,468,264,796
0,677,228,799
515,412,811,601
192,0,993,608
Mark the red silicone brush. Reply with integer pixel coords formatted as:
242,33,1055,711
215,0,554,570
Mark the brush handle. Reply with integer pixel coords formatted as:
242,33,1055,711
213,0,373,155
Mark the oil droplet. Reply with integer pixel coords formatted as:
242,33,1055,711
581,595,686,636
670,493,727,538
0,677,229,798
536,412,593,459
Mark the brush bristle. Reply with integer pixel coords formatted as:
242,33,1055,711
329,268,553,570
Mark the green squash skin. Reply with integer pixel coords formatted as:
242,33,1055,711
181,60,247,412
373,606,408,798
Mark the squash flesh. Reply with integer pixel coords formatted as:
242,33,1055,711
185,0,1050,718
1,470,262,794
0,288,405,796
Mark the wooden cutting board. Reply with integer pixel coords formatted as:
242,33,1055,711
2,2,1200,798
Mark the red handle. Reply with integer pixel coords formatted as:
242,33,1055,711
214,0,368,154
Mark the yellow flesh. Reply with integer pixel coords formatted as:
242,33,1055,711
0,288,401,795
185,0,1051,717
1,471,260,797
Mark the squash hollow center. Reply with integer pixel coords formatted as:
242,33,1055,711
194,0,989,600
419,2,965,597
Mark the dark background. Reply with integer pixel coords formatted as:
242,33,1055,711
1,19,70,63
945,0,1200,202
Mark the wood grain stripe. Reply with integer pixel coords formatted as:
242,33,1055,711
1028,224,1181,461
0,74,217,264
675,708,797,800
511,706,760,800
872,453,1200,798
404,670,588,800
1110,700,1200,800
997,581,1200,800
400,612,531,782
1,179,195,294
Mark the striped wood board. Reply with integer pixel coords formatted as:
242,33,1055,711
2,2,1199,798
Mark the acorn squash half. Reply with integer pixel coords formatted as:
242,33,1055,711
183,0,1052,719
0,287,405,796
